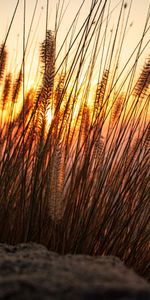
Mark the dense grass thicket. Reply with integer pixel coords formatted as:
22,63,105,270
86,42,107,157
0,0,149,280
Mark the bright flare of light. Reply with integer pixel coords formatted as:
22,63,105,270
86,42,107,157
46,108,53,126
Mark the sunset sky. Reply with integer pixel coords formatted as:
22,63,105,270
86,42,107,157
0,0,149,89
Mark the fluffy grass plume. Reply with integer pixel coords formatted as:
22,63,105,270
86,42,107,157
0,0,149,281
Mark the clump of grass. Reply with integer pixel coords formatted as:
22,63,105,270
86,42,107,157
0,0,149,281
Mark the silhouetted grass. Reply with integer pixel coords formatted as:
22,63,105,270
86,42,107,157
0,0,149,281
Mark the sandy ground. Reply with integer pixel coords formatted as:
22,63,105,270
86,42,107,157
0,243,150,299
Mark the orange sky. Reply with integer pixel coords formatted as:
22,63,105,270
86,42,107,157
0,0,149,91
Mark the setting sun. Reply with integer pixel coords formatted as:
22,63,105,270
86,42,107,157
0,0,149,286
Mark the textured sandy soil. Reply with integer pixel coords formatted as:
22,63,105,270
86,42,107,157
0,243,149,299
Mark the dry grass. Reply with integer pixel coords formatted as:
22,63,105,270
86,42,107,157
0,0,149,281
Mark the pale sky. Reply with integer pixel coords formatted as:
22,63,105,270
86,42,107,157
0,0,149,89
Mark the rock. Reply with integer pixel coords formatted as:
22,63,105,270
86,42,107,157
0,243,149,299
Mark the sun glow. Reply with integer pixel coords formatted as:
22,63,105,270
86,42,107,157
46,108,53,126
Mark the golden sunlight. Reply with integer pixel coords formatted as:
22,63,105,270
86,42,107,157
0,0,149,283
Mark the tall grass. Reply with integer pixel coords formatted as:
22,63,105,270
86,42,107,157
0,0,149,281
